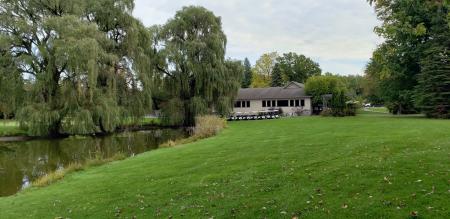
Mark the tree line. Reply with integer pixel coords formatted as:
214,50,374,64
240,52,322,88
0,1,243,136
365,0,450,118
240,52,370,115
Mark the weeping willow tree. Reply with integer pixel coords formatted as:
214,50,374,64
155,6,243,126
0,0,154,136
0,34,24,119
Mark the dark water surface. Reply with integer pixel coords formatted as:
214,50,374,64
0,129,187,197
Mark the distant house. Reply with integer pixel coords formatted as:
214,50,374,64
233,82,312,116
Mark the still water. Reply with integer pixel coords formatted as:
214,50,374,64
0,129,187,197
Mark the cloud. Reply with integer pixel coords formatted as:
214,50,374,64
133,0,382,75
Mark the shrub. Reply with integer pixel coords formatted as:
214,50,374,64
32,170,65,187
320,109,333,117
193,115,227,139
161,115,227,148
344,102,358,116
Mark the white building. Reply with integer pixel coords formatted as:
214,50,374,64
232,82,312,116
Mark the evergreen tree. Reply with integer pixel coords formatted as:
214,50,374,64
271,63,283,87
241,58,252,88
367,0,450,115
416,8,450,118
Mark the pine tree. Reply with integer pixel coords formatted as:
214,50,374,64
271,63,283,87
241,58,253,88
416,9,450,118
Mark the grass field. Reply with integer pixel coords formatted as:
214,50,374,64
0,120,26,137
1,114,449,218
364,107,390,114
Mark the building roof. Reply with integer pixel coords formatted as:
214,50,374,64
237,82,310,100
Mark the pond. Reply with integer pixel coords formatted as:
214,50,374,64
0,128,187,197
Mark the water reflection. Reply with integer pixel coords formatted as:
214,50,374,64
0,129,186,197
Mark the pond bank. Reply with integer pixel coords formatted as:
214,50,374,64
0,128,188,197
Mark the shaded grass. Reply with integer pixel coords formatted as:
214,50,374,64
0,114,449,218
0,120,26,137
121,117,162,127
365,106,389,114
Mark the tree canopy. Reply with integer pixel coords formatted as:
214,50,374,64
0,0,155,136
0,36,24,119
251,52,278,88
305,75,346,106
277,52,322,83
366,0,450,116
415,7,450,118
155,6,242,126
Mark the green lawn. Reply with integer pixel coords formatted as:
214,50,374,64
365,106,389,114
0,120,26,137
1,114,449,218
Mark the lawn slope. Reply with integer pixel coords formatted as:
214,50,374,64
1,115,449,218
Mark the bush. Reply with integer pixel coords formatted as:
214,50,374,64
161,115,227,148
320,109,333,117
193,115,227,139
344,102,358,116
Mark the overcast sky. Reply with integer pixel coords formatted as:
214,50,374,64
133,0,382,75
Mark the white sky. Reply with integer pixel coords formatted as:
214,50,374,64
133,0,383,75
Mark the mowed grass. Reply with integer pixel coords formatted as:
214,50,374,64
365,107,390,114
0,120,26,137
1,114,449,218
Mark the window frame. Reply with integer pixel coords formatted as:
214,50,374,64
277,100,289,107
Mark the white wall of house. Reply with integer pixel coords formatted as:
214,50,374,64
233,98,312,116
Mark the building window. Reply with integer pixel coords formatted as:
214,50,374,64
247,101,251,108
295,100,300,107
301,99,305,107
272,100,276,107
262,101,266,107
277,100,289,107
290,100,294,107
267,100,271,107
242,101,246,108
234,101,241,108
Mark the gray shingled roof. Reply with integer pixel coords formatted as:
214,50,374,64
237,82,310,100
